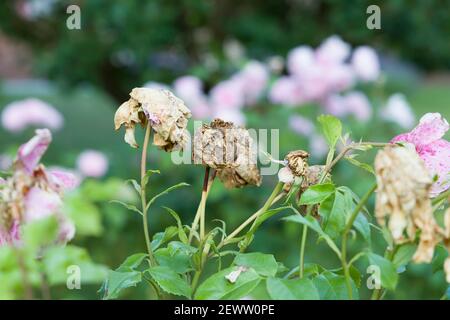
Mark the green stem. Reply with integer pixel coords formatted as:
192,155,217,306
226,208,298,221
218,182,284,249
189,167,213,243
299,223,308,278
140,124,156,267
341,183,377,300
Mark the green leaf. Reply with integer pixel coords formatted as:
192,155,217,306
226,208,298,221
154,248,193,274
146,266,191,298
234,253,278,277
284,212,341,258
299,183,335,205
195,267,261,300
126,179,141,194
163,207,188,244
142,169,160,188
117,253,148,271
101,268,142,299
266,277,319,300
23,216,58,250
318,114,342,148
44,245,108,286
367,253,398,291
353,214,371,243
313,271,358,300
345,157,375,175
151,226,178,250
110,200,142,215
146,183,189,211
392,244,417,269
65,195,103,236
320,191,347,239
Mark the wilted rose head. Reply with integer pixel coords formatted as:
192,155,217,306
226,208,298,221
193,118,261,188
375,145,442,263
285,150,309,177
114,88,192,151
0,129,77,247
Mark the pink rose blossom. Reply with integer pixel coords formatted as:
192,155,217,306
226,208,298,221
48,167,81,191
288,115,315,136
381,94,416,129
210,80,245,110
1,98,63,133
212,107,246,126
0,221,20,247
173,76,204,103
316,36,351,65
391,113,450,196
236,61,269,105
17,128,52,174
344,91,372,122
352,46,380,82
76,150,109,178
269,76,304,107
287,46,315,76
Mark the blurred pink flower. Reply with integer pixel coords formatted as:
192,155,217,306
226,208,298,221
287,46,315,76
380,94,416,129
288,115,315,136
17,128,52,174
212,107,246,126
352,46,380,82
210,80,245,110
316,35,351,65
391,113,450,197
76,150,109,178
323,94,348,117
24,187,62,222
48,167,81,191
310,134,329,159
324,64,355,93
269,76,304,107
344,91,372,122
236,61,269,105
1,98,63,133
173,76,204,103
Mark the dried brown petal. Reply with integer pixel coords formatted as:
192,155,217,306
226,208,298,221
375,145,441,263
285,150,309,177
130,88,191,152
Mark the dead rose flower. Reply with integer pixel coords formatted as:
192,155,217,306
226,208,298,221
286,150,309,177
114,88,191,151
193,119,261,188
375,145,442,263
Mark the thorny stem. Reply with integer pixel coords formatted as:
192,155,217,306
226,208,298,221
140,124,156,267
320,142,391,182
341,183,377,300
217,182,284,249
189,168,215,243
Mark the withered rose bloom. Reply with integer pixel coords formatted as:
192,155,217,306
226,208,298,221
286,150,309,177
375,145,442,263
114,88,191,151
193,119,261,188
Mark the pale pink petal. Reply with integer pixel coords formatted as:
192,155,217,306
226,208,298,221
344,91,372,122
48,168,81,191
409,113,449,147
351,46,380,82
24,187,62,222
57,216,76,243
76,150,109,178
17,129,52,173
315,35,351,65
287,46,315,76
418,139,450,197
0,221,20,247
210,80,245,110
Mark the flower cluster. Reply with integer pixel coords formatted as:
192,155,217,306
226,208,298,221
0,129,77,246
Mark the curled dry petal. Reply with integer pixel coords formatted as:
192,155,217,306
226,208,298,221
375,145,442,263
16,129,52,174
114,99,142,148
130,88,191,151
285,150,309,177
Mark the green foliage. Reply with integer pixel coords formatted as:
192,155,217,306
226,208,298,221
266,277,319,300
146,266,191,298
367,253,398,291
299,183,335,205
195,267,261,300
318,115,342,149
233,253,278,278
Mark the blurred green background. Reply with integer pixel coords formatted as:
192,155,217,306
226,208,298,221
0,0,449,299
